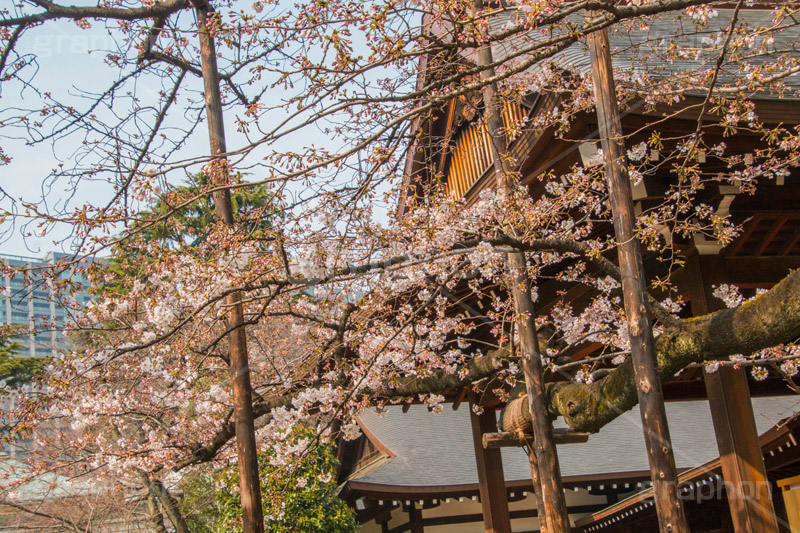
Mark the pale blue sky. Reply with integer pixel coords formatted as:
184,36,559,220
0,6,371,257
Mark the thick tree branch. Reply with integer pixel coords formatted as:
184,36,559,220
172,268,800,469
151,479,190,533
548,268,800,432
1,0,188,27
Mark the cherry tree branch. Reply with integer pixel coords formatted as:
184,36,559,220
0,23,25,76
548,268,800,432
1,0,188,27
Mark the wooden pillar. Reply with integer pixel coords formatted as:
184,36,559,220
469,393,512,533
407,502,424,533
469,0,572,529
526,446,549,533
688,254,779,532
587,22,688,533
706,367,779,531
192,3,264,532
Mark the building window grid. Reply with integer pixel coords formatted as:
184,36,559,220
0,253,91,359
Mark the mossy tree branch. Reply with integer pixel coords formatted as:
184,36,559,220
545,268,800,432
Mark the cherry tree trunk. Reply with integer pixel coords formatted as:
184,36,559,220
193,2,265,532
587,24,689,533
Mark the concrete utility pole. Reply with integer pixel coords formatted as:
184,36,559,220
191,2,265,532
587,22,689,533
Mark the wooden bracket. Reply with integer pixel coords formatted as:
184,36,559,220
452,387,469,411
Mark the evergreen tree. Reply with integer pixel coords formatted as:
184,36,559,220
181,427,358,533
0,337,46,387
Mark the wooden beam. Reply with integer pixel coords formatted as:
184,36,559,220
669,255,800,298
781,229,800,256
482,429,589,448
420,505,608,528
689,254,779,532
452,387,469,411
727,218,760,257
662,377,798,401
469,394,512,533
387,504,611,533
356,500,398,524
722,256,800,286
437,99,457,176
753,219,787,257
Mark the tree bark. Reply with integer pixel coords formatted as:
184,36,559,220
587,22,688,533
470,1,571,530
151,479,191,533
145,483,168,533
550,266,800,431
192,2,265,532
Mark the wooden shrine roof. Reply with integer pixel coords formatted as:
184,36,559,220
342,397,798,497
479,8,800,95
576,405,800,531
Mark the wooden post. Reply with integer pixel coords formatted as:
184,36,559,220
587,25,689,533
706,366,779,531
526,445,550,533
469,393,512,533
192,2,264,532
470,1,572,530
688,255,779,532
407,502,424,533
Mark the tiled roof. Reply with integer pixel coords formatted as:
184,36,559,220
354,396,800,487
484,8,800,97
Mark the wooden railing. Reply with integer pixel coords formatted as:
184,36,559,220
445,100,528,199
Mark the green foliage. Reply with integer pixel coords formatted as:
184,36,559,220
181,427,358,533
177,470,221,533
0,338,46,387
102,173,277,296
134,173,277,250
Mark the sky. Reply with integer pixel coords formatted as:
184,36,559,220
0,5,359,258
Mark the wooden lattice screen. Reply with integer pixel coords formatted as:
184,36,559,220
445,100,527,199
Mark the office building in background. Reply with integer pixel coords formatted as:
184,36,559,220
0,252,91,358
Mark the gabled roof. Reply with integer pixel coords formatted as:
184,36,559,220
349,397,799,489
0,457,100,502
